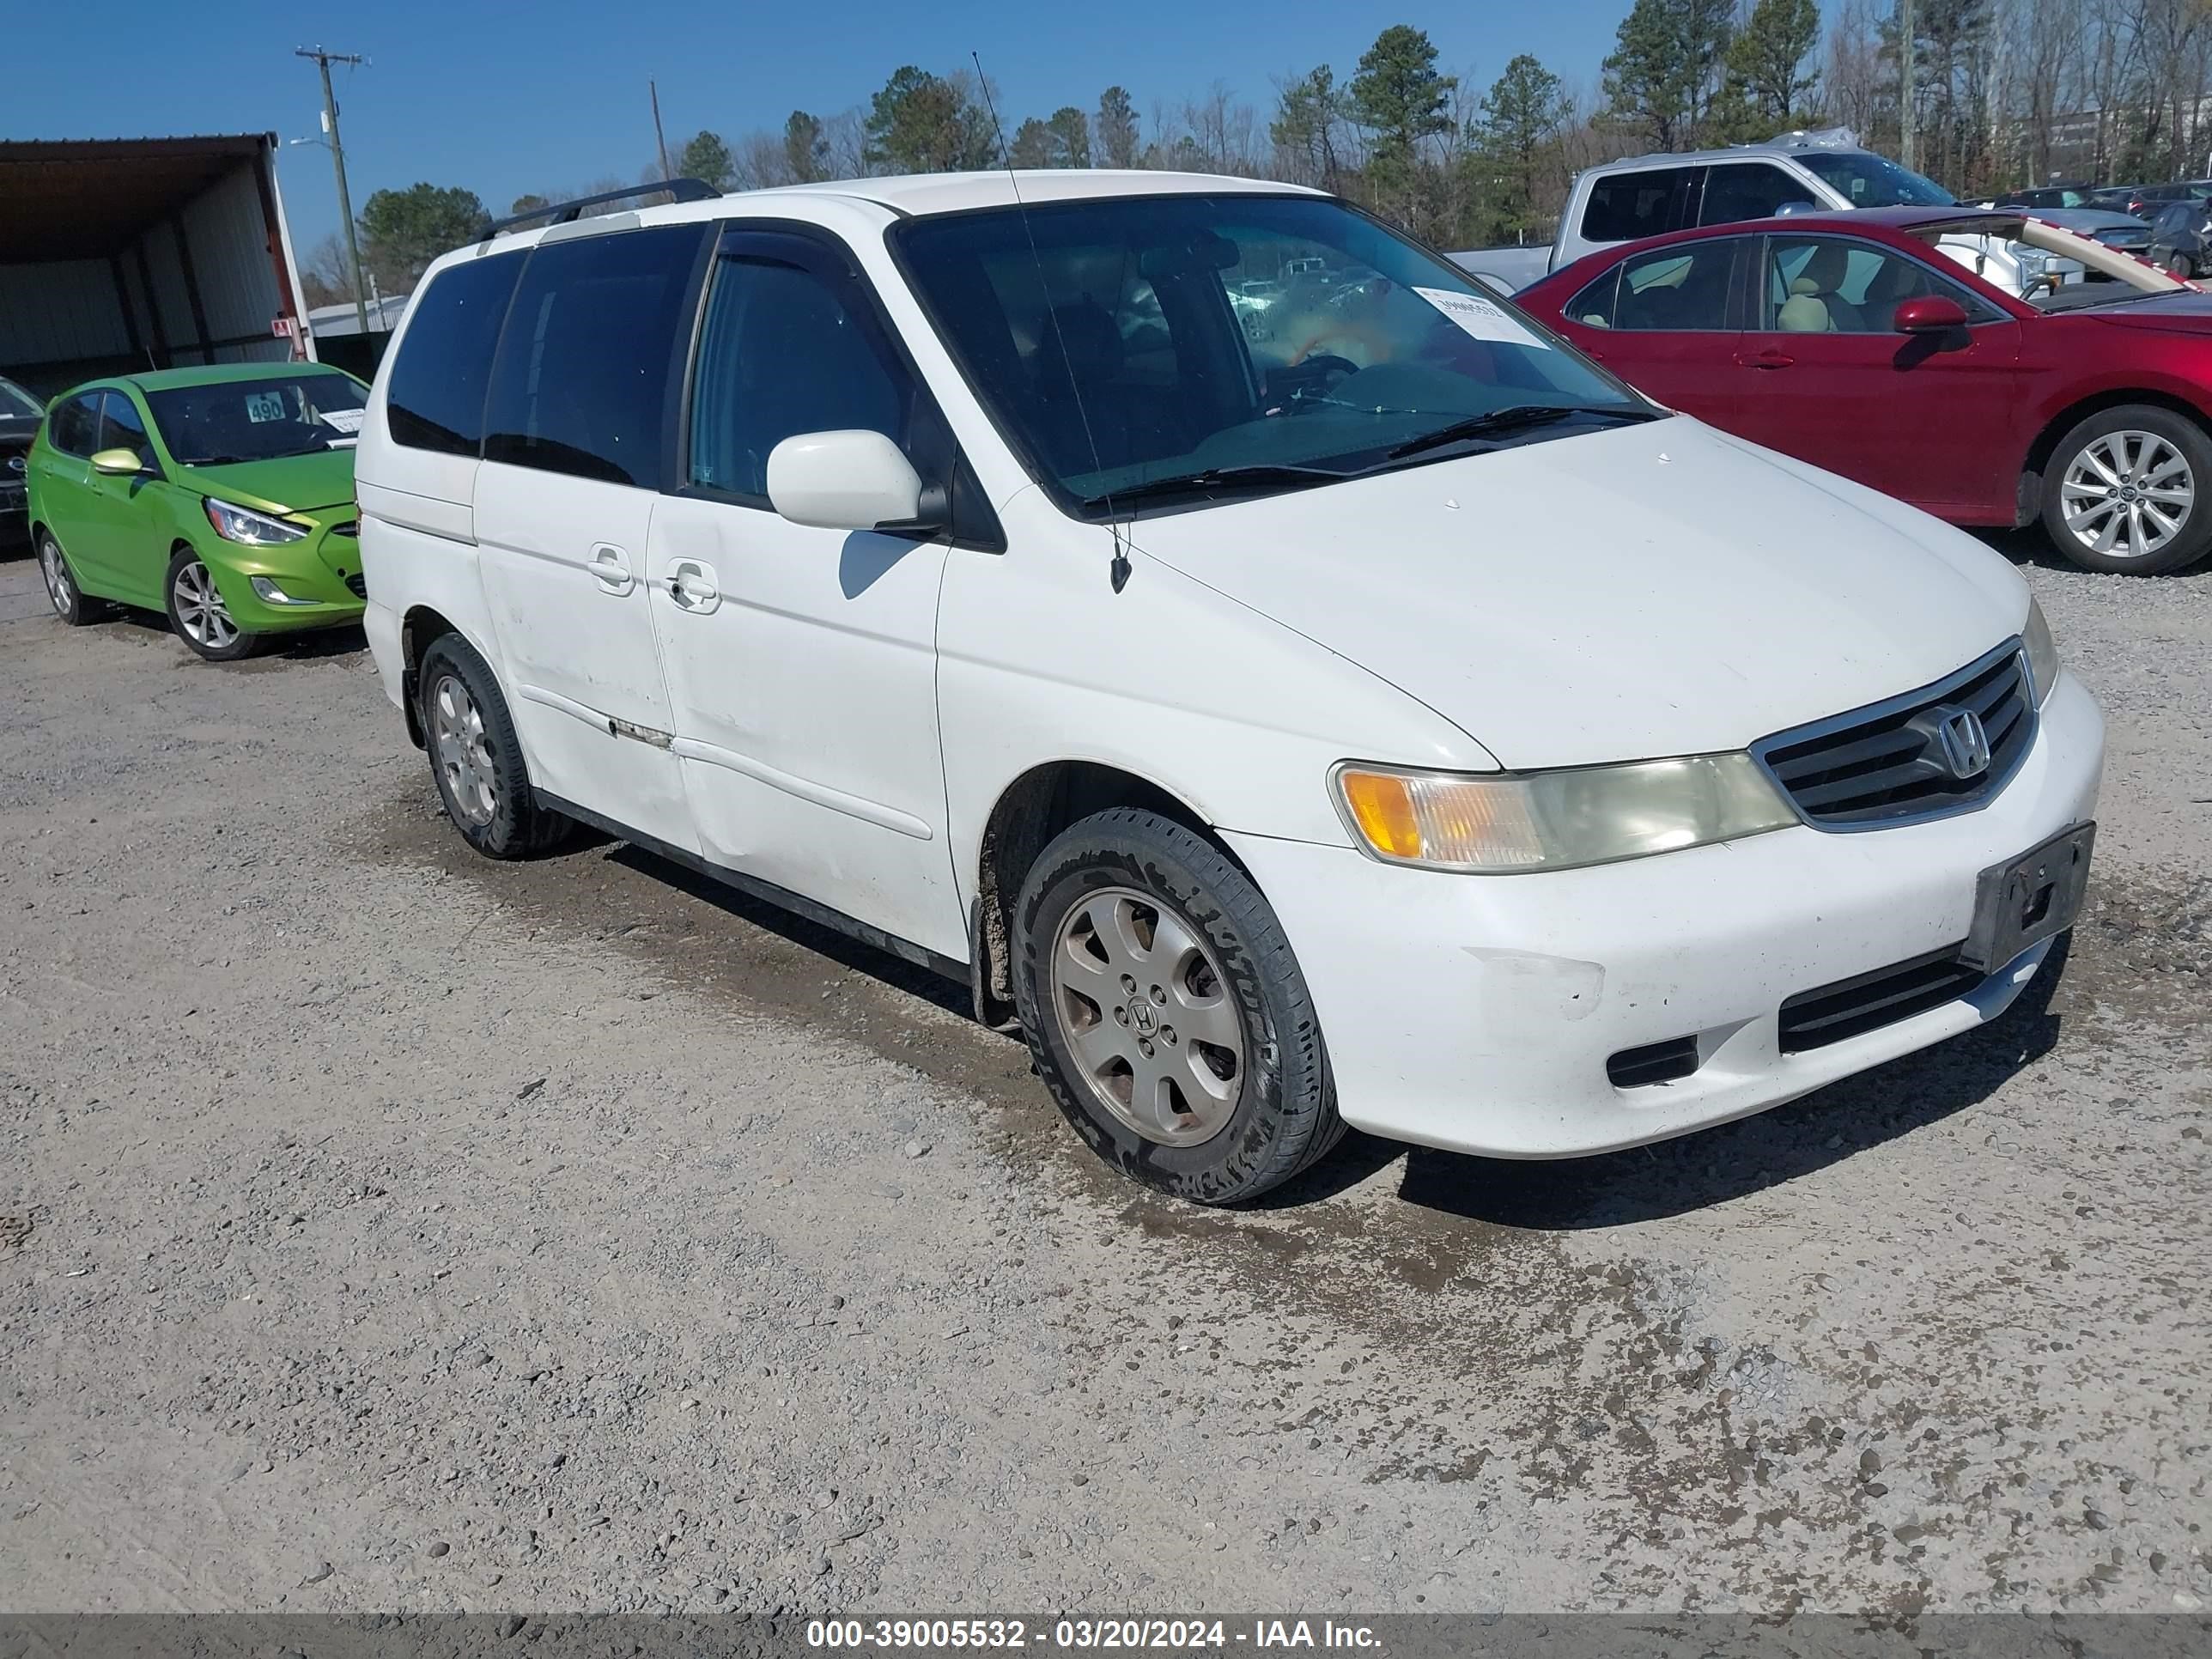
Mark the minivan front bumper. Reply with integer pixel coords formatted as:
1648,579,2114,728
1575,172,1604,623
1222,671,2105,1159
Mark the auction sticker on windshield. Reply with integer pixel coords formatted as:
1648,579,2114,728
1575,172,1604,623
1413,287,1552,350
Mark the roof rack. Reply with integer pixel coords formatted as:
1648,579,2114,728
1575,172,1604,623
481,178,720,242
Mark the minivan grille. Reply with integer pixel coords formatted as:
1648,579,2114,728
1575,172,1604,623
1753,642,2033,828
1778,945,1987,1053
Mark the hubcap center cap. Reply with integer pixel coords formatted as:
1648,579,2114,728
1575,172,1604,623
1129,1001,1158,1037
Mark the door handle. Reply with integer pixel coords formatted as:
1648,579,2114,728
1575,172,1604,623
1736,350,1795,370
587,542,635,596
664,558,720,614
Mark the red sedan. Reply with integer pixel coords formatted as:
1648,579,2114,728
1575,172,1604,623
1516,205,2212,574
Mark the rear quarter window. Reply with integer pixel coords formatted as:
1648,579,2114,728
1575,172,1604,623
1580,167,1701,244
386,250,527,456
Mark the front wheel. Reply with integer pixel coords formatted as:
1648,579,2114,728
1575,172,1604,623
416,633,574,860
1012,808,1343,1205
2170,252,2196,279
2040,406,2212,574
165,550,263,660
38,529,103,626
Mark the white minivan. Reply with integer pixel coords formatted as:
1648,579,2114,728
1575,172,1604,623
356,170,2104,1205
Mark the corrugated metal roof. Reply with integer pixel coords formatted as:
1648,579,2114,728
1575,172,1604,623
0,134,276,262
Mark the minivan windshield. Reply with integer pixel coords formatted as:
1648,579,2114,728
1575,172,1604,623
145,372,368,465
893,193,1654,514
1794,151,1956,208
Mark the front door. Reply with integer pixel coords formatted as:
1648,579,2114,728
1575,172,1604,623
644,228,965,961
1735,234,2025,517
88,390,167,605
471,222,709,855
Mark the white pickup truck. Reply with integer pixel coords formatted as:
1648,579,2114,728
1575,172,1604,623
1456,131,2079,298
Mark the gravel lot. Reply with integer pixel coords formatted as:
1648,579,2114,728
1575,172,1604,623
0,536,2206,1618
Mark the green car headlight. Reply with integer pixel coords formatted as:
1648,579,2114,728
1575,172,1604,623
203,497,308,546
2022,596,2060,707
1333,754,1798,873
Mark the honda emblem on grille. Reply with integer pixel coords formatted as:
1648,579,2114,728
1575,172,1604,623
1934,706,1992,779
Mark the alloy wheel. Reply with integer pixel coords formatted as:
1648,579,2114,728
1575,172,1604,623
39,537,73,617
1048,884,1247,1146
2060,430,2193,560
171,560,240,649
430,673,500,827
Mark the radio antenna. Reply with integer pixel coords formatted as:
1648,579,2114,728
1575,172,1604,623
971,52,1132,592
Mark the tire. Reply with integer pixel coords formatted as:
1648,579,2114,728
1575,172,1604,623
36,528,103,626
2040,404,2212,574
416,632,574,860
164,549,264,661
2169,252,2194,279
1012,808,1344,1205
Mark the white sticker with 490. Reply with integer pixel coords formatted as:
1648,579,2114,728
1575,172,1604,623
1413,286,1552,350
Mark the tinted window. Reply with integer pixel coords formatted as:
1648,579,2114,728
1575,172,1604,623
1763,238,1995,333
1577,242,1738,331
98,392,155,466
690,251,913,501
895,193,1645,516
48,394,100,456
143,373,365,466
387,250,526,456
1581,167,1701,243
1699,164,1809,226
483,225,704,489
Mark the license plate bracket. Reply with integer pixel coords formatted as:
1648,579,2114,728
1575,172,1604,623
1962,822,2095,972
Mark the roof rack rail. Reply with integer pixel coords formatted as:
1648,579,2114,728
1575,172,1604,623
481,178,720,241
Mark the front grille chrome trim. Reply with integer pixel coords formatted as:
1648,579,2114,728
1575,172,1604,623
1751,638,2036,833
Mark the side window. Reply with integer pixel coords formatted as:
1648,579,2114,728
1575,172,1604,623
386,250,526,456
1699,164,1811,226
1764,238,1996,334
1594,242,1738,331
483,225,705,489
98,392,154,466
1564,266,1622,330
48,394,100,457
1580,167,1702,244
687,250,913,502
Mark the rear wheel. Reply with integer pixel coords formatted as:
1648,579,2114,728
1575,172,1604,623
2169,252,2195,279
165,550,263,660
1013,808,1343,1205
37,529,102,626
416,633,574,859
2041,406,2212,574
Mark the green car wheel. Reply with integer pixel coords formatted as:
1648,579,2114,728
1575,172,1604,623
166,549,261,662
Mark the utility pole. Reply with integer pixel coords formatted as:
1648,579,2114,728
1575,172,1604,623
1897,0,1917,173
650,80,674,184
296,46,372,341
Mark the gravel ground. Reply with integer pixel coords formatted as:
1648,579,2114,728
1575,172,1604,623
0,535,2205,1618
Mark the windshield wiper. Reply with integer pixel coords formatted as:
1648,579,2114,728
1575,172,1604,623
1387,404,1660,459
1079,462,1348,512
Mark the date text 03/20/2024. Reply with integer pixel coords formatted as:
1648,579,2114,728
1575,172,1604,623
805,1620,1383,1650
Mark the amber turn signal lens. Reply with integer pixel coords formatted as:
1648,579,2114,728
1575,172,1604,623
1338,769,1423,859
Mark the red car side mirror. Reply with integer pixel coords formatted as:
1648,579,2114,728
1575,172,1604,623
1893,295,1969,334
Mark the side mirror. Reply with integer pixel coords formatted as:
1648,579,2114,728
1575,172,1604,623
1772,198,1820,216
90,447,147,476
1893,295,1969,334
766,430,940,534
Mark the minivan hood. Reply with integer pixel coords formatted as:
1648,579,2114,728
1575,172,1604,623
184,448,357,518
1123,418,2026,769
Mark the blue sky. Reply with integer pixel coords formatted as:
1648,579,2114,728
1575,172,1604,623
13,0,1750,252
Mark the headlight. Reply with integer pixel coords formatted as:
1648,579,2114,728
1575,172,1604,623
204,497,307,545
1332,754,1798,874
2022,596,2060,706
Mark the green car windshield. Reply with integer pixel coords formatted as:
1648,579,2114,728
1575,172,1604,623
145,373,367,466
892,193,1648,516
0,378,40,419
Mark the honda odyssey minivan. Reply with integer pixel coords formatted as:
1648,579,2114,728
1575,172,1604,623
356,171,2104,1205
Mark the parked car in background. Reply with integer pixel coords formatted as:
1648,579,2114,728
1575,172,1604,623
1520,205,2211,574
1,375,42,548
1454,130,2073,299
2023,206,2155,270
2114,179,2212,219
356,171,2100,1206
27,363,369,659
2147,198,2212,276
1997,185,2098,209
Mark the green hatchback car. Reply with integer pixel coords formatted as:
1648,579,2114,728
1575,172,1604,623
27,363,368,660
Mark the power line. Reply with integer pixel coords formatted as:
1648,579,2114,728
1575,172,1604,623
295,46,372,342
